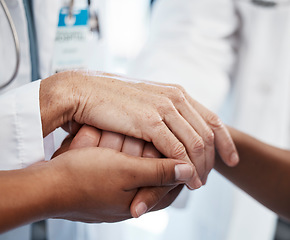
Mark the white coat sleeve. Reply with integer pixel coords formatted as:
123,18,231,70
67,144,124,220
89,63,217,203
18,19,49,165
0,80,45,170
128,0,238,112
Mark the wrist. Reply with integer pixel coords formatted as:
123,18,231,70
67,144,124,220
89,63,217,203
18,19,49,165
0,162,64,232
33,159,77,220
39,71,78,137
45,155,83,219
29,163,61,220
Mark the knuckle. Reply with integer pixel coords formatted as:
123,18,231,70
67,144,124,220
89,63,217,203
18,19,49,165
149,114,164,130
156,97,176,115
170,87,186,104
203,129,215,146
192,137,205,154
207,112,223,129
170,84,186,94
162,97,175,111
171,141,187,159
140,107,162,128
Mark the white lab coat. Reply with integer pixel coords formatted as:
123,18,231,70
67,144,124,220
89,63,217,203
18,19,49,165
128,0,290,239
0,1,86,240
0,1,129,240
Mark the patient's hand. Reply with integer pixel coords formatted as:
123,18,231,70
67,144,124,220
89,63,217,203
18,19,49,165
55,124,184,217
69,125,161,158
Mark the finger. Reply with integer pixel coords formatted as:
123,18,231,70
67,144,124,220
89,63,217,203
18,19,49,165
132,84,213,174
98,131,125,151
151,184,184,211
214,124,239,166
162,109,206,188
62,121,82,135
124,157,194,190
186,97,239,166
150,121,202,189
149,83,239,167
130,185,176,218
200,154,215,185
134,84,212,183
201,174,209,185
121,136,145,157
159,86,215,183
69,125,101,150
142,142,162,158
175,101,215,183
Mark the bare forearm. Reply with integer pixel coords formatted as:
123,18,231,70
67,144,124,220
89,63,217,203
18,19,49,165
0,163,61,233
215,127,290,220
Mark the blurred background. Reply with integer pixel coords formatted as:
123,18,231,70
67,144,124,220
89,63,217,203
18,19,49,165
87,0,150,74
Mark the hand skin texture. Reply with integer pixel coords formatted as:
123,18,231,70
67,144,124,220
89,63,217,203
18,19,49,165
40,70,239,189
0,144,193,233
215,127,290,221
71,125,290,221
0,70,238,233
59,125,185,218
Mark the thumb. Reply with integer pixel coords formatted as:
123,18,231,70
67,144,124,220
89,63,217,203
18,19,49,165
124,157,194,190
130,185,184,218
123,157,193,218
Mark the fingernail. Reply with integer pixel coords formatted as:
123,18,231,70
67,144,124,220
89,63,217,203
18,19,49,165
135,202,147,218
230,152,239,165
175,164,193,181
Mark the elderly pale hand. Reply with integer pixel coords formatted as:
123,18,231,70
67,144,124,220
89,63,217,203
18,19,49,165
40,70,238,189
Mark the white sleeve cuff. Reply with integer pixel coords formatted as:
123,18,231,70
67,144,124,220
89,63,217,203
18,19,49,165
0,80,45,170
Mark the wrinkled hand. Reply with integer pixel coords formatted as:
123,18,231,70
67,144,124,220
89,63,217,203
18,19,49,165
130,80,239,183
41,70,238,189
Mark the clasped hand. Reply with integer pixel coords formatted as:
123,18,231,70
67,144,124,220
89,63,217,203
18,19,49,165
41,70,239,222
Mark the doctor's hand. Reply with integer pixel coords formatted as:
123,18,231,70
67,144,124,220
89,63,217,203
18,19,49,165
40,70,238,188
154,82,239,183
